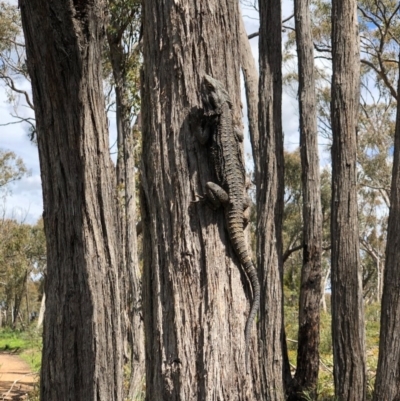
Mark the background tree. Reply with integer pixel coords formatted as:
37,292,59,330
19,1,123,399
281,152,332,313
0,218,45,328
0,149,28,195
330,0,366,398
105,0,144,397
288,0,323,398
257,0,291,399
358,0,399,101
238,7,259,177
373,57,400,401
284,0,397,307
0,1,35,135
0,149,35,328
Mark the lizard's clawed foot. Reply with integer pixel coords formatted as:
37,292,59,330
191,193,205,203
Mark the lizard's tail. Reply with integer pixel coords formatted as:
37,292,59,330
243,259,260,374
227,210,260,374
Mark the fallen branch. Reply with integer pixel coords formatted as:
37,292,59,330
1,372,38,401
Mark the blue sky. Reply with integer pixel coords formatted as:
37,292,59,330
0,0,303,224
0,88,42,223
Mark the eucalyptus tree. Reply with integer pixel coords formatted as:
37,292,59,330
288,0,322,399
0,150,27,194
358,0,400,101
106,1,144,397
373,58,400,401
0,218,45,328
257,0,292,399
141,0,263,398
0,2,35,134
19,1,123,399
330,0,366,398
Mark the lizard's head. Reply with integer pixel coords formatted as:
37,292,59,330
201,75,232,111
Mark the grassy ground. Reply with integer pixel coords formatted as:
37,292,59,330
0,328,42,372
0,328,41,400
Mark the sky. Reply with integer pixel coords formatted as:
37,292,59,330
0,1,305,225
0,88,41,223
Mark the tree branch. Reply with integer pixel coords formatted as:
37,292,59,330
0,74,35,109
248,13,294,39
360,58,398,100
283,244,302,263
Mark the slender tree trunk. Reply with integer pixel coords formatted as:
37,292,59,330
288,0,322,398
9,302,13,327
377,258,382,303
37,291,45,330
330,0,366,399
258,0,291,399
20,1,123,400
141,1,262,399
114,64,129,362
125,116,145,400
108,32,145,397
12,272,27,329
238,10,259,178
373,60,400,401
321,268,329,313
25,274,30,326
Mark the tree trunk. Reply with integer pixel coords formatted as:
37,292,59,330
258,0,291,399
377,257,382,303
321,268,330,313
373,59,400,401
141,1,262,399
125,116,145,400
288,0,322,398
108,30,145,397
114,57,129,362
19,2,123,400
330,0,366,399
25,274,30,326
238,10,260,178
12,271,27,329
37,291,45,330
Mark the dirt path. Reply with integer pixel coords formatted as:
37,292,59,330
0,353,37,400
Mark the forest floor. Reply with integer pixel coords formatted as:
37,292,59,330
0,353,37,400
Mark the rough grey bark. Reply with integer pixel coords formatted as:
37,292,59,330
125,116,145,400
373,60,400,401
113,55,129,362
238,10,259,177
141,0,262,399
258,1,291,399
288,0,323,399
331,0,366,399
19,1,123,400
107,23,145,397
